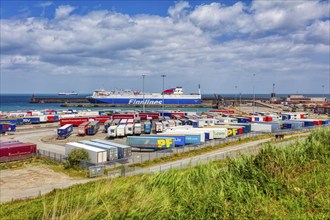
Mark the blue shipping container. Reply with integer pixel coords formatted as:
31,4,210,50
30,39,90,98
0,123,16,133
0,119,18,125
144,123,151,134
154,135,186,146
281,123,292,129
87,121,99,135
23,117,40,124
184,135,201,144
126,136,175,150
57,124,73,138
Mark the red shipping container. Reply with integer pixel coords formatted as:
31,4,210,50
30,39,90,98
300,114,305,119
139,113,159,120
90,116,111,123
60,117,89,126
0,142,37,158
112,114,136,120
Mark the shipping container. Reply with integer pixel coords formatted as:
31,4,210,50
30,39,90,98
91,139,132,159
103,119,113,132
126,136,175,150
78,121,90,136
0,123,16,133
90,116,111,123
60,117,89,126
87,121,100,135
23,117,40,124
163,130,205,142
47,115,60,122
0,142,37,162
215,123,251,133
251,123,280,133
112,119,121,125
237,117,250,123
152,135,186,146
133,123,142,135
144,122,151,134
78,140,118,161
153,122,163,133
0,141,22,147
57,124,73,139
116,124,126,137
125,124,134,135
107,125,117,138
65,142,107,164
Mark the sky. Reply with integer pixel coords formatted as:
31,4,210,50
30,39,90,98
0,0,329,95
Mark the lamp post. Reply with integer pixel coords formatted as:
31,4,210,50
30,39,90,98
322,85,325,102
253,73,255,114
142,74,146,112
235,85,237,107
161,74,166,119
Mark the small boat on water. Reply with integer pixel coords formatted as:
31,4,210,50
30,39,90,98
58,91,78,96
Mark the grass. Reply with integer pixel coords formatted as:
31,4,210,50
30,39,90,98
0,127,329,219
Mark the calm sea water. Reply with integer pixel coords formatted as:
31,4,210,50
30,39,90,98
0,93,328,112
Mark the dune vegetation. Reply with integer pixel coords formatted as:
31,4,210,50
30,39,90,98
1,128,329,219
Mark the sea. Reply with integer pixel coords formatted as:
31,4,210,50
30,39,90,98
0,93,329,112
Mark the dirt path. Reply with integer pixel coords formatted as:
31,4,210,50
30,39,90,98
0,166,90,203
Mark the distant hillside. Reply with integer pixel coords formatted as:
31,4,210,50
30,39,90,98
1,128,329,219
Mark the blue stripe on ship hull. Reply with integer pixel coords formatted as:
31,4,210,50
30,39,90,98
87,98,201,105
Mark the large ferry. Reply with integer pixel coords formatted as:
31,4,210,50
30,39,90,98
86,86,202,105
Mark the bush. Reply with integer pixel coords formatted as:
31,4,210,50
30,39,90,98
67,148,90,168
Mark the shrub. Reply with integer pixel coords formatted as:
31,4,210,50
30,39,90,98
67,148,90,168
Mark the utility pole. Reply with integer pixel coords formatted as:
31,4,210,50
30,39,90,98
161,74,166,120
142,74,146,112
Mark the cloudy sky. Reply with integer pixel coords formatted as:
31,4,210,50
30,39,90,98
1,0,329,94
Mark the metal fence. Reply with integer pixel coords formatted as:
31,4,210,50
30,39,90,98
37,149,66,163
108,135,308,178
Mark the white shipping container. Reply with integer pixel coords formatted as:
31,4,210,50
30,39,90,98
117,124,126,137
65,142,107,164
107,125,118,138
133,123,142,135
125,124,134,135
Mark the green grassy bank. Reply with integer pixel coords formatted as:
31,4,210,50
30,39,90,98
1,128,329,219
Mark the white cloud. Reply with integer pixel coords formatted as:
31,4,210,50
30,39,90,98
55,5,75,19
0,1,329,93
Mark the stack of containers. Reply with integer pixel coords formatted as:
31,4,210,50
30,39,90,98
79,140,118,161
91,140,132,159
65,142,107,164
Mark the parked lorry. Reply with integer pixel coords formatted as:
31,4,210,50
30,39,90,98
87,121,100,135
78,121,90,136
107,125,118,138
57,124,73,139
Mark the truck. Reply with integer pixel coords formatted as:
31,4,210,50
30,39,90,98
78,121,90,136
57,124,73,139
144,121,151,134
103,119,113,132
107,125,118,138
133,123,142,135
0,123,16,133
125,124,134,136
65,142,107,164
116,124,126,137
91,139,132,159
87,121,100,135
